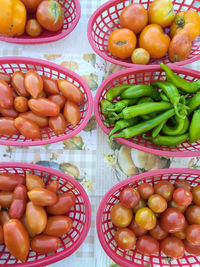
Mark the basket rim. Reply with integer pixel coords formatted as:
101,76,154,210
0,56,93,147
94,64,200,157
0,0,81,44
0,162,91,267
96,168,200,267
87,0,200,68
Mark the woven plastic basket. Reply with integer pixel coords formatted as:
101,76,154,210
0,162,91,266
97,168,200,267
94,64,200,157
0,0,81,44
0,57,93,146
88,0,200,68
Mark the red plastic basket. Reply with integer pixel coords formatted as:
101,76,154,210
94,64,200,157
88,0,200,68
0,162,91,266
0,0,81,44
97,168,200,267
0,57,93,146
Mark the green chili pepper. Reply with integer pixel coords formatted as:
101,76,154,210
110,109,175,141
188,92,200,114
152,133,188,146
104,117,116,126
106,99,137,113
106,84,131,101
160,63,200,93
121,84,160,100
160,92,169,102
189,109,200,143
162,115,186,136
116,101,172,120
179,117,189,135
109,118,139,136
152,120,167,138
137,97,154,104
100,99,114,116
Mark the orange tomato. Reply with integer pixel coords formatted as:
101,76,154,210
57,80,84,104
26,173,45,191
24,70,43,98
64,100,81,126
0,191,13,208
11,71,29,97
19,111,48,127
14,117,41,140
44,216,73,237
0,107,18,118
0,211,10,226
0,73,11,84
14,96,28,113
42,76,59,95
139,24,170,58
0,118,18,136
0,80,13,109
48,94,66,109
28,98,60,117
119,3,148,34
108,28,136,59
49,113,66,135
46,181,59,194
21,0,43,12
26,19,42,37
27,188,57,206
31,235,61,254
170,10,200,41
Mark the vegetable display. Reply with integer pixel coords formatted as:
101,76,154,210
0,171,76,262
100,63,200,147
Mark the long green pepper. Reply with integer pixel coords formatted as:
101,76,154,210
189,109,200,143
106,99,137,113
162,115,188,136
121,84,160,100
152,133,188,146
109,118,139,136
106,84,131,101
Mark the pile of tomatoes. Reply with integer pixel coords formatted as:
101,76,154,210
108,0,200,64
110,179,200,258
0,70,83,139
0,0,64,38
0,172,76,262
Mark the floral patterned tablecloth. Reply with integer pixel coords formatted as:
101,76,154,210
0,0,200,266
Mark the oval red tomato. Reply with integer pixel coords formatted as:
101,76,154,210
44,216,73,237
0,118,18,136
31,235,61,254
19,111,48,128
9,185,27,219
14,117,41,140
0,80,13,109
0,107,18,118
0,173,25,191
11,71,29,97
0,191,13,208
28,98,60,117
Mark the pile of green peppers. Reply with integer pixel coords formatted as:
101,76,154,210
100,63,200,147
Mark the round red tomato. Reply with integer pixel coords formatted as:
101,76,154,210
138,183,154,200
183,240,200,256
175,180,191,191
186,205,200,225
132,198,146,213
168,200,187,213
136,235,159,256
120,186,140,209
186,224,200,246
173,187,192,207
160,208,185,233
114,228,136,250
135,207,156,230
128,217,147,237
192,185,200,205
110,203,133,228
161,237,184,258
149,221,168,240
173,221,188,240
154,181,174,201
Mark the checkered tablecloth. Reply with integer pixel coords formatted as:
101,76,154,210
0,0,200,266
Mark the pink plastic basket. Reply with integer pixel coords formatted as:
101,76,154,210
88,0,200,68
0,162,91,266
97,168,200,267
0,57,93,146
94,64,200,157
0,0,81,44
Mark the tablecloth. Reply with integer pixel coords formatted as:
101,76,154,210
0,0,200,266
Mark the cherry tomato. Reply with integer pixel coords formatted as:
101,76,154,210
0,73,11,84
9,185,27,219
129,216,147,237
0,80,13,109
175,179,191,191
120,186,140,209
0,173,25,191
26,201,47,235
110,202,133,228
57,80,84,104
19,111,48,127
137,183,154,200
161,237,184,258
154,181,175,201
148,194,167,213
64,100,80,126
48,94,65,109
0,117,18,136
24,70,43,98
46,192,76,216
168,200,187,213
26,173,45,191
135,207,156,230
28,188,57,206
14,117,41,140
186,205,200,225
186,224,200,246
136,235,159,256
31,235,61,254
131,48,150,65
26,19,42,37
28,98,60,117
161,208,185,233
132,198,146,213
46,180,59,194
119,3,148,34
0,107,18,118
0,191,13,208
11,71,29,97
21,0,43,12
14,96,28,113
183,240,200,256
44,216,73,237
21,214,36,238
173,187,192,207
173,221,188,240
42,76,59,95
115,228,136,250
0,225,4,245
192,185,200,205
3,219,29,262
36,0,64,32
49,113,66,135
108,28,136,59
0,211,10,225
149,221,168,240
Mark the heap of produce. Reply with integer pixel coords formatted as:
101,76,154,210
101,63,200,146
108,0,200,64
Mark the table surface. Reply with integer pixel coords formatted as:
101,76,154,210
0,0,200,266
